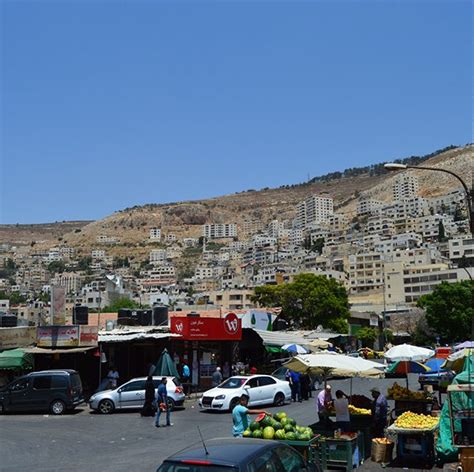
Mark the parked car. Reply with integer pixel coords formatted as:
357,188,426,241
0,369,84,415
88,376,184,414
156,437,319,472
199,375,291,412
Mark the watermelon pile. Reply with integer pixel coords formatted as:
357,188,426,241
242,412,314,442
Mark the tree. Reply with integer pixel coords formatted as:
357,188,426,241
383,328,394,344
102,297,139,312
417,281,473,343
47,260,66,273
252,273,350,332
357,327,378,348
312,237,325,254
9,292,27,305
438,221,447,242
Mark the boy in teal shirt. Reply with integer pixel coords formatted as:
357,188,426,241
232,394,271,437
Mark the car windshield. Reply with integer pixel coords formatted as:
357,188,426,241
158,463,238,472
218,377,246,389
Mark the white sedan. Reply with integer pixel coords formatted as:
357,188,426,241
199,375,291,412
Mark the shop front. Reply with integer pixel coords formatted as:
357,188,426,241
170,313,242,388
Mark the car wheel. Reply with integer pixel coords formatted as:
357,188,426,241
229,397,240,411
50,400,66,415
167,398,176,411
273,392,285,407
98,399,115,414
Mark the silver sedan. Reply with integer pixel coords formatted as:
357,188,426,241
89,376,185,414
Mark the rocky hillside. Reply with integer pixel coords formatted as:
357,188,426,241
1,144,472,258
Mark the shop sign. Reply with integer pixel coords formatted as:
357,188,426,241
37,325,80,347
0,327,36,349
79,326,98,346
369,315,379,327
170,313,242,340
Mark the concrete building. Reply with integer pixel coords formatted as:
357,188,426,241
97,235,118,244
348,252,385,294
149,228,162,241
392,174,419,200
383,197,428,220
357,199,384,216
149,249,167,264
206,288,255,310
91,249,106,259
203,223,237,239
296,195,334,228
429,189,466,215
242,220,265,237
365,216,395,237
51,272,82,294
449,237,474,265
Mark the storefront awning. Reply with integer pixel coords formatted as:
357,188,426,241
99,332,181,343
0,348,34,370
251,329,335,349
23,346,96,354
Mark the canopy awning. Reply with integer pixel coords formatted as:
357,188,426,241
23,346,96,354
99,332,181,343
0,348,34,370
252,329,330,349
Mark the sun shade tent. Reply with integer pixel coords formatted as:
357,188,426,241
384,344,435,362
281,343,310,355
283,353,385,379
442,349,474,374
0,348,34,370
454,341,474,351
151,348,180,379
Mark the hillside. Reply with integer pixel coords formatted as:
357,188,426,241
1,144,472,259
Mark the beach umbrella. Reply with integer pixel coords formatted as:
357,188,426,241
386,360,430,375
303,338,332,350
424,358,446,372
384,344,434,362
151,348,180,378
454,341,474,351
281,343,311,355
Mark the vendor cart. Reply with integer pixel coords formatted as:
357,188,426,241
447,383,474,471
386,422,438,467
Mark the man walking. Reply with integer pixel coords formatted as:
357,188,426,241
289,370,302,402
181,362,191,395
155,377,172,427
212,367,223,387
232,394,271,437
371,387,388,438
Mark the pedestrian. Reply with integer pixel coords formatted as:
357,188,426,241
107,366,119,389
250,366,257,375
300,374,311,400
140,375,156,417
370,387,388,438
334,390,350,432
317,384,333,425
232,394,271,437
212,367,223,387
289,370,302,402
155,377,172,427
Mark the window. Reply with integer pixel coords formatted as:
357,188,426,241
274,446,306,472
248,450,282,472
51,376,68,388
120,380,145,392
246,378,259,389
258,376,276,387
33,376,52,390
10,378,29,392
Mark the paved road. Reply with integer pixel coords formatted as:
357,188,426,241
0,375,443,472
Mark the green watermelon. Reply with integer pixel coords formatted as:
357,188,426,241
280,417,288,426
252,429,263,438
272,422,283,430
274,429,286,440
287,417,296,426
243,429,251,438
262,426,275,440
260,415,273,428
300,434,311,441
284,424,294,433
285,432,296,440
249,421,260,431
274,412,287,421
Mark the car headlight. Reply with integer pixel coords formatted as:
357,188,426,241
215,395,226,400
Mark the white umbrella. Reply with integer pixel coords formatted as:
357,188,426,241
281,343,311,355
384,344,434,362
284,353,385,378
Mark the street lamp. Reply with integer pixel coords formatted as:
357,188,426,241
384,162,474,235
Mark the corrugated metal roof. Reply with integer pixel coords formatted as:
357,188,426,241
99,331,181,343
251,329,339,347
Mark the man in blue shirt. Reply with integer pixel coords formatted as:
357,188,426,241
155,377,172,427
289,370,302,403
370,387,388,438
232,394,271,437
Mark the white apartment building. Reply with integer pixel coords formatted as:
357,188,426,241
449,237,474,264
365,216,395,237
253,235,277,247
97,235,118,244
242,220,265,237
383,197,428,219
0,299,9,312
429,189,466,215
59,247,75,258
267,220,287,238
91,249,106,259
195,267,214,279
348,252,385,294
52,272,82,294
165,233,177,243
203,223,237,239
149,249,167,264
46,249,62,262
373,233,422,254
183,238,199,248
357,199,384,216
296,195,334,228
406,214,457,240
289,229,304,246
149,228,162,240
327,214,349,232
392,174,418,200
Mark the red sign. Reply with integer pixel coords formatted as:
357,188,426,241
170,313,242,341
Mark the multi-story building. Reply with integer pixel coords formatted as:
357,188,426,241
149,249,167,264
203,223,237,239
165,233,177,243
195,267,214,280
383,197,428,219
365,216,395,237
91,249,106,259
448,237,474,265
392,174,418,200
348,252,385,294
97,235,118,244
241,220,265,238
296,195,334,228
149,228,162,241
429,189,466,215
207,288,255,310
267,220,287,238
357,199,384,216
183,238,199,248
51,272,82,294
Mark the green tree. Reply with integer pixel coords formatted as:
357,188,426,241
77,256,93,271
252,273,350,332
438,221,447,242
311,237,325,254
9,292,27,305
417,281,473,343
47,260,66,273
102,297,139,312
357,327,378,348
383,328,394,344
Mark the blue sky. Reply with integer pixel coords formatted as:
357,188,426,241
1,1,471,224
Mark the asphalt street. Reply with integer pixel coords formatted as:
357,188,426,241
0,375,443,472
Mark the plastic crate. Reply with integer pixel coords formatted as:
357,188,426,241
277,436,320,463
315,436,360,472
396,432,435,465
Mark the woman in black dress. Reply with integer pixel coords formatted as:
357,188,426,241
140,375,156,417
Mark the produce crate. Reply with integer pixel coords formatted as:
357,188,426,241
315,436,361,472
277,436,320,463
395,431,435,466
